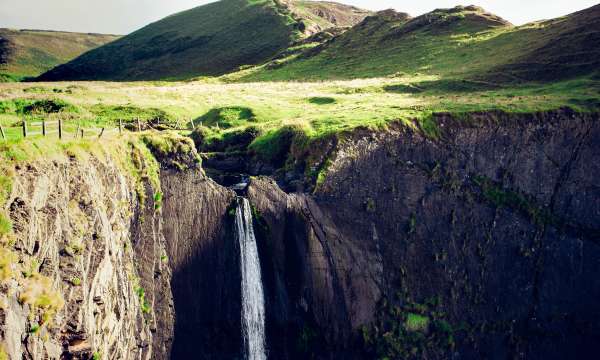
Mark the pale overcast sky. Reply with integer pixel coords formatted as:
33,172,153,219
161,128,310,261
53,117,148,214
0,0,597,35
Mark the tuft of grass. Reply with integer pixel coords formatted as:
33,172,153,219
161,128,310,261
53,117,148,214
0,343,7,360
29,324,40,334
0,214,12,238
405,313,430,332
19,274,65,325
0,247,18,281
153,192,163,211
135,286,151,315
65,240,84,257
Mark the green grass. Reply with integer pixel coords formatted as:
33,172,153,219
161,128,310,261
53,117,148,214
405,313,430,332
37,0,370,81
1,73,598,167
241,4,600,83
135,286,151,314
0,29,119,81
38,0,364,81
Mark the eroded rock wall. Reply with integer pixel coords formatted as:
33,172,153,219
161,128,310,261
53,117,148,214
0,152,174,360
160,167,237,359
246,110,600,359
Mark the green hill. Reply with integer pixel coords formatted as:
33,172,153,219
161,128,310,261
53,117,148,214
38,0,370,81
240,4,600,83
0,29,119,82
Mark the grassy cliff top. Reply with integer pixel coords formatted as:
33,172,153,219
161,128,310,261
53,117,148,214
1,73,598,158
0,29,119,82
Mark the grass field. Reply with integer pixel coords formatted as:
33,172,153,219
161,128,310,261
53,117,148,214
1,73,598,157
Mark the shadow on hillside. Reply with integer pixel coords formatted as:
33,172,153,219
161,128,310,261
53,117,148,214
190,106,257,129
383,78,501,94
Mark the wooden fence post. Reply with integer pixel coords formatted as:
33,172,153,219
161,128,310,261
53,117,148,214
0,125,6,141
119,119,123,134
191,118,196,130
80,128,84,138
42,119,47,137
75,123,81,139
22,119,28,138
58,118,63,140
137,118,142,132
98,128,105,139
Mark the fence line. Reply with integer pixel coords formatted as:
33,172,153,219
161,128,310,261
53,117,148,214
0,116,198,142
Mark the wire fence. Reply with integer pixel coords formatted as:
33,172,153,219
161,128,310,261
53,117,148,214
0,117,203,142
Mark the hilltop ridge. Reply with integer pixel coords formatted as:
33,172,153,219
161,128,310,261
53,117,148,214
37,0,370,81
0,28,118,81
241,3,600,83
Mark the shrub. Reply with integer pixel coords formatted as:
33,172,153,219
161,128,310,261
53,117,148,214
23,99,77,115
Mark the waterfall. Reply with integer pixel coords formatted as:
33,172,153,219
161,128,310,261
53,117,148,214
235,198,267,360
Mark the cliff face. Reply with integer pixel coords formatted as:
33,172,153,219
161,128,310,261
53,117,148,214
245,110,600,359
0,151,173,359
160,168,237,359
1,111,599,359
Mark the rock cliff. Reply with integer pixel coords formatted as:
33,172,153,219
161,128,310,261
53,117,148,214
0,146,173,359
244,110,600,359
1,110,599,359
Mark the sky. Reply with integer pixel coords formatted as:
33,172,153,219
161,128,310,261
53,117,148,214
0,0,597,35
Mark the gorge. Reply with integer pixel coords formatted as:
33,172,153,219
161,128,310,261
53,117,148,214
0,110,598,359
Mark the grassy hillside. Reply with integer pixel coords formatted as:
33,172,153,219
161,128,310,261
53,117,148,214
0,29,119,82
240,4,600,83
38,0,369,81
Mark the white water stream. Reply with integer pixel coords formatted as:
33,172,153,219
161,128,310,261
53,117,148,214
235,198,267,360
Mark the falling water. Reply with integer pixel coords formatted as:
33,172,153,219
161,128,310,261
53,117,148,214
235,198,267,360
